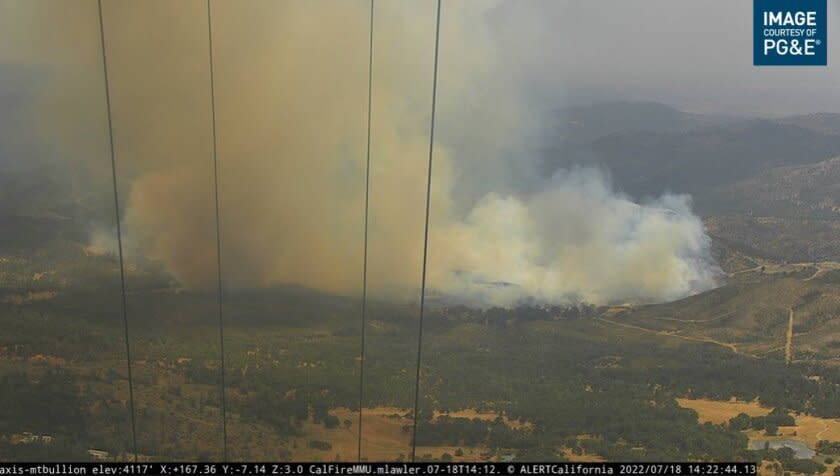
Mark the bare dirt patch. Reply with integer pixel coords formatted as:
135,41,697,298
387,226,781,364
2,290,57,305
561,447,606,462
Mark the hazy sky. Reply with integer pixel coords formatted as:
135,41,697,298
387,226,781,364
2,1,839,118
490,0,840,116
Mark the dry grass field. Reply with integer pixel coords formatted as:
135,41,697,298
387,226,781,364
433,408,532,430
676,398,770,425
561,447,606,462
288,407,502,461
677,398,840,449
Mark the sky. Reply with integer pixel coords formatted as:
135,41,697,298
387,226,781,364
2,1,839,124
489,0,840,116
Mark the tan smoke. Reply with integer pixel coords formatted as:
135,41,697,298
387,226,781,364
3,0,719,306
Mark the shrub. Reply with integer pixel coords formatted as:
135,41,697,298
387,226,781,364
308,440,332,451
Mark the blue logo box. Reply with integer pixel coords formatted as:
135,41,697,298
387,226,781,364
754,0,827,66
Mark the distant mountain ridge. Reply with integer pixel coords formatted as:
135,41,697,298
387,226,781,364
553,101,738,144
702,156,840,266
544,102,840,199
706,156,840,218
776,112,840,135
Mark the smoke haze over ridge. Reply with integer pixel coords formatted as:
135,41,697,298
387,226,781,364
1,0,720,307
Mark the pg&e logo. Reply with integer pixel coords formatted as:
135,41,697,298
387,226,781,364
754,0,827,66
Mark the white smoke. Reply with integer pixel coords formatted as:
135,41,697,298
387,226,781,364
429,167,719,306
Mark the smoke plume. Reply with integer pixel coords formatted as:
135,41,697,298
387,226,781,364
1,0,719,306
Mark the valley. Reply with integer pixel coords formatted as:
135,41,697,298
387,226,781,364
4,103,840,474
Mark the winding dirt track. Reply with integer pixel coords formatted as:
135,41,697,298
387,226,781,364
651,311,735,324
785,308,794,365
594,317,746,356
816,420,830,441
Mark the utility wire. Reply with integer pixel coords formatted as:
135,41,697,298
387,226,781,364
206,0,229,460
96,0,138,462
411,0,442,463
357,0,375,464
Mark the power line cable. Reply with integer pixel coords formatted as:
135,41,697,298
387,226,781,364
206,0,229,460
357,0,375,463
96,0,138,462
410,0,443,463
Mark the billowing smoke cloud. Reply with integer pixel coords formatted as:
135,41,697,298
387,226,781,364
1,0,719,306
430,169,718,306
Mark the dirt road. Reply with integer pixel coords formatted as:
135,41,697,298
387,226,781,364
785,308,794,365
